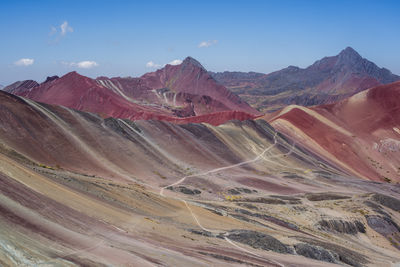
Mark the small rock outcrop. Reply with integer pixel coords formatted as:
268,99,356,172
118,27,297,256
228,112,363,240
372,193,400,212
167,186,201,195
294,243,337,263
305,193,351,201
225,230,292,254
317,219,366,234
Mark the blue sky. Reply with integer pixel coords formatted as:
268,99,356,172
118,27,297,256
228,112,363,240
1,0,399,85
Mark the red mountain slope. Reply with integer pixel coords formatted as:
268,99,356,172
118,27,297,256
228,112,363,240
8,73,257,125
267,81,400,182
17,71,174,120
139,57,260,115
5,58,259,125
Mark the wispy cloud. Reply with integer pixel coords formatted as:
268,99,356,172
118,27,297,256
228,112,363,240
198,40,218,48
60,21,73,36
62,61,98,69
14,58,34,66
49,21,73,43
146,61,162,68
146,59,183,68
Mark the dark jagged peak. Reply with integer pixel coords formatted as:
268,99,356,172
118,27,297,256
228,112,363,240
339,46,361,57
43,75,59,84
337,46,363,64
181,56,205,70
310,47,365,72
334,47,400,82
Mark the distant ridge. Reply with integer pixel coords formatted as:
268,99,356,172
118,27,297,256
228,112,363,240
211,47,400,112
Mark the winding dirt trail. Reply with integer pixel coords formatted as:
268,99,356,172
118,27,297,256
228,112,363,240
159,133,287,267
160,133,278,197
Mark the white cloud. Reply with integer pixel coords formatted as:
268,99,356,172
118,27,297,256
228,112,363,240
146,61,162,68
168,59,182,65
146,59,183,68
14,58,34,66
60,21,73,36
198,40,218,48
62,60,98,69
75,61,98,68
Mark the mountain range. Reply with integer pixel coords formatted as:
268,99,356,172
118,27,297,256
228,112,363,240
4,47,399,118
1,48,400,266
211,47,400,112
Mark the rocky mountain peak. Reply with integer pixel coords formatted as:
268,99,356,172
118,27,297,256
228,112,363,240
339,46,360,56
336,46,363,65
181,56,205,70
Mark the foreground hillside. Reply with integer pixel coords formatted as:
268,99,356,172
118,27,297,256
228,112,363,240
0,91,400,266
211,47,400,112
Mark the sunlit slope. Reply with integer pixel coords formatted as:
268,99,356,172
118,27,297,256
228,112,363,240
1,91,400,266
0,90,331,189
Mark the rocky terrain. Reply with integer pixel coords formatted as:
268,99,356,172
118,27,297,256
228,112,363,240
211,47,400,112
3,80,39,95
0,90,400,266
